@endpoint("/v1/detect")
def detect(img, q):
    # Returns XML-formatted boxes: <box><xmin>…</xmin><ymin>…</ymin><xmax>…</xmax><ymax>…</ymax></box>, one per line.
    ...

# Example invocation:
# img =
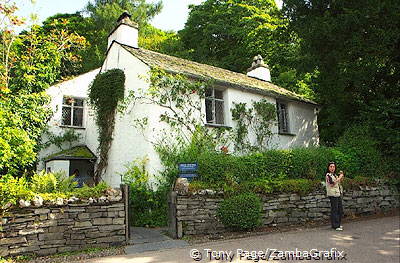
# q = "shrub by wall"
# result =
<box><xmin>121</xmin><ymin>158</ymin><xmax>168</xmax><ymax>227</ymax></box>
<box><xmin>216</xmin><ymin>193</ymin><xmax>262</xmax><ymax>231</ymax></box>
<box><xmin>0</xmin><ymin>172</ymin><xmax>110</xmax><ymax>213</ymax></box>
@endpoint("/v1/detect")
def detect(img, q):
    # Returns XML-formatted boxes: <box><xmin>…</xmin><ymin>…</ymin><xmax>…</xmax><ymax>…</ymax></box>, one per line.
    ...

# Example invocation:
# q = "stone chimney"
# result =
<box><xmin>107</xmin><ymin>11</ymin><xmax>138</xmax><ymax>49</ymax></box>
<box><xmin>246</xmin><ymin>55</ymin><xmax>271</xmax><ymax>82</ymax></box>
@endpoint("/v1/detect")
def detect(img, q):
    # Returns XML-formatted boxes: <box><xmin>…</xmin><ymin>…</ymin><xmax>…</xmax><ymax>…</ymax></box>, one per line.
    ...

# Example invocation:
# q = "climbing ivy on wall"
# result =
<box><xmin>128</xmin><ymin>68</ymin><xmax>218</xmax><ymax>142</ymax></box>
<box><xmin>231</xmin><ymin>99</ymin><xmax>277</xmax><ymax>152</ymax></box>
<box><xmin>40</xmin><ymin>129</ymin><xmax>82</xmax><ymax>151</ymax></box>
<box><xmin>148</xmin><ymin>68</ymin><xmax>208</xmax><ymax>136</ymax></box>
<box><xmin>129</xmin><ymin>68</ymin><xmax>277</xmax><ymax>153</ymax></box>
<box><xmin>89</xmin><ymin>69</ymin><xmax>125</xmax><ymax>183</ymax></box>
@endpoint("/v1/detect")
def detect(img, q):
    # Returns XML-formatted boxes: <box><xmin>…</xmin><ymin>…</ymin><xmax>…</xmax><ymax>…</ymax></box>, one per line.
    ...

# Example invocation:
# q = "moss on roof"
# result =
<box><xmin>45</xmin><ymin>146</ymin><xmax>96</xmax><ymax>161</ymax></box>
<box><xmin>122</xmin><ymin>45</ymin><xmax>318</xmax><ymax>105</ymax></box>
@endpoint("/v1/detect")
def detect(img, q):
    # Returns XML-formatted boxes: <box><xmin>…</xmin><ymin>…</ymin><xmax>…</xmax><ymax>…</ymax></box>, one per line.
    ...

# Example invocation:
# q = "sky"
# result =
<box><xmin>15</xmin><ymin>0</ymin><xmax>283</xmax><ymax>32</ymax></box>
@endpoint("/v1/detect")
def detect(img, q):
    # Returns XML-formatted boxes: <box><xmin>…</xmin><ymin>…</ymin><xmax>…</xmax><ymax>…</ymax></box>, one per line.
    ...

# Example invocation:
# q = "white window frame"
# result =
<box><xmin>61</xmin><ymin>96</ymin><xmax>85</xmax><ymax>128</ymax></box>
<box><xmin>277</xmin><ymin>101</ymin><xmax>290</xmax><ymax>134</ymax></box>
<box><xmin>205</xmin><ymin>88</ymin><xmax>225</xmax><ymax>126</ymax></box>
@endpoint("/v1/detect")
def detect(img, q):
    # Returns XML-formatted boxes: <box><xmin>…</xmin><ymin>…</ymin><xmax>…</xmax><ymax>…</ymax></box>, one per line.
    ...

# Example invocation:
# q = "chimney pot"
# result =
<box><xmin>117</xmin><ymin>11</ymin><xmax>132</xmax><ymax>22</ymax></box>
<box><xmin>108</xmin><ymin>12</ymin><xmax>139</xmax><ymax>49</ymax></box>
<box><xmin>246</xmin><ymin>55</ymin><xmax>271</xmax><ymax>82</ymax></box>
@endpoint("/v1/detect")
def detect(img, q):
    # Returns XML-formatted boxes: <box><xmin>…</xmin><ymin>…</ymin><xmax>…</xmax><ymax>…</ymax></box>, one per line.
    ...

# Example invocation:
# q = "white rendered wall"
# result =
<box><xmin>101</xmin><ymin>44</ymin><xmax>157</xmax><ymax>187</ymax></box>
<box><xmin>39</xmin><ymin>42</ymin><xmax>319</xmax><ymax>188</ymax></box>
<box><xmin>221</xmin><ymin>88</ymin><xmax>319</xmax><ymax>150</ymax></box>
<box><xmin>107</xmin><ymin>24</ymin><xmax>138</xmax><ymax>49</ymax></box>
<box><xmin>37</xmin><ymin>69</ymin><xmax>100</xmax><ymax>172</ymax></box>
<box><xmin>45</xmin><ymin>160</ymin><xmax>70</xmax><ymax>176</ymax></box>
<box><xmin>246</xmin><ymin>67</ymin><xmax>271</xmax><ymax>82</ymax></box>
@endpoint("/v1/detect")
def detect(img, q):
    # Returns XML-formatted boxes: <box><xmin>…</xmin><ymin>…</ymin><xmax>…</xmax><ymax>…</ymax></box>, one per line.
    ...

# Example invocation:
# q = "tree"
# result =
<box><xmin>81</xmin><ymin>0</ymin><xmax>162</xmax><ymax>72</ymax></box>
<box><xmin>139</xmin><ymin>24</ymin><xmax>191</xmax><ymax>60</ymax></box>
<box><xmin>0</xmin><ymin>0</ymin><xmax>24</xmax><ymax>91</ymax></box>
<box><xmin>0</xmin><ymin>93</ymin><xmax>51</xmax><ymax>176</ymax></box>
<box><xmin>180</xmin><ymin>0</ymin><xmax>280</xmax><ymax>73</ymax></box>
<box><xmin>283</xmin><ymin>0</ymin><xmax>400</xmax><ymax>156</ymax></box>
<box><xmin>10</xmin><ymin>24</ymin><xmax>87</xmax><ymax>93</ymax></box>
<box><xmin>41</xmin><ymin>13</ymin><xmax>89</xmax><ymax>77</ymax></box>
<box><xmin>0</xmin><ymin>0</ymin><xmax>87</xmax><ymax>176</ymax></box>
<box><xmin>179</xmin><ymin>0</ymin><xmax>315</xmax><ymax>99</ymax></box>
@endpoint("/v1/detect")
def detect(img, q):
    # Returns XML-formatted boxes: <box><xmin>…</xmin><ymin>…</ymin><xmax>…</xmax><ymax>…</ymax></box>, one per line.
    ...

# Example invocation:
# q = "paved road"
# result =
<box><xmin>88</xmin><ymin>215</ymin><xmax>400</xmax><ymax>263</ymax></box>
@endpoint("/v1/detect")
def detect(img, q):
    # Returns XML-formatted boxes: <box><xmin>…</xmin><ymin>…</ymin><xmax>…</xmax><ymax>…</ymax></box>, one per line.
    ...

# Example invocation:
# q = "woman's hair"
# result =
<box><xmin>326</xmin><ymin>161</ymin><xmax>336</xmax><ymax>174</ymax></box>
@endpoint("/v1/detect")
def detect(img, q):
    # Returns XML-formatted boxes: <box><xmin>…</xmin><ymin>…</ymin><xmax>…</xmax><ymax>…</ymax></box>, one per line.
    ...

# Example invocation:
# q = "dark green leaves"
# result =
<box><xmin>89</xmin><ymin>69</ymin><xmax>125</xmax><ymax>182</ymax></box>
<box><xmin>217</xmin><ymin>192</ymin><xmax>262</xmax><ymax>231</ymax></box>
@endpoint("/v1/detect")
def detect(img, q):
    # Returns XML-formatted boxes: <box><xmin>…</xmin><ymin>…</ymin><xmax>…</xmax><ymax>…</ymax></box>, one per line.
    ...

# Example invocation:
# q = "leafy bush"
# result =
<box><xmin>159</xmin><ymin>130</ymin><xmax>385</xmax><ymax>187</ymax></box>
<box><xmin>30</xmin><ymin>170</ymin><xmax>77</xmax><ymax>193</ymax></box>
<box><xmin>289</xmin><ymin>147</ymin><xmax>335</xmax><ymax>179</ymax></box>
<box><xmin>273</xmin><ymin>179</ymin><xmax>321</xmax><ymax>195</ymax></box>
<box><xmin>249</xmin><ymin>178</ymin><xmax>321</xmax><ymax>195</ymax></box>
<box><xmin>0</xmin><ymin>171</ymin><xmax>111</xmax><ymax>212</ymax></box>
<box><xmin>0</xmin><ymin>175</ymin><xmax>32</xmax><ymax>208</ymax></box>
<box><xmin>73</xmin><ymin>182</ymin><xmax>109</xmax><ymax>198</ymax></box>
<box><xmin>189</xmin><ymin>178</ymin><xmax>321</xmax><ymax>196</ymax></box>
<box><xmin>217</xmin><ymin>193</ymin><xmax>262</xmax><ymax>231</ymax></box>
<box><xmin>341</xmin><ymin>176</ymin><xmax>378</xmax><ymax>190</ymax></box>
<box><xmin>335</xmin><ymin>124</ymin><xmax>384</xmax><ymax>177</ymax></box>
<box><xmin>121</xmin><ymin>158</ymin><xmax>168</xmax><ymax>227</ymax></box>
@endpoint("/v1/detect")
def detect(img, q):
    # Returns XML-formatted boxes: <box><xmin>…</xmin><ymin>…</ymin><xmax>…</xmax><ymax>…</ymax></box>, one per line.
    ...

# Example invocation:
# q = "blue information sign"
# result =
<box><xmin>178</xmin><ymin>163</ymin><xmax>198</xmax><ymax>173</ymax></box>
<box><xmin>178</xmin><ymin>163</ymin><xmax>198</xmax><ymax>181</ymax></box>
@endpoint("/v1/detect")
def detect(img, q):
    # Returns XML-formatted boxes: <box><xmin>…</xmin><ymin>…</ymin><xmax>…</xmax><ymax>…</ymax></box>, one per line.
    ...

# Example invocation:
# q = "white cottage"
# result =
<box><xmin>38</xmin><ymin>12</ymin><xmax>320</xmax><ymax>187</ymax></box>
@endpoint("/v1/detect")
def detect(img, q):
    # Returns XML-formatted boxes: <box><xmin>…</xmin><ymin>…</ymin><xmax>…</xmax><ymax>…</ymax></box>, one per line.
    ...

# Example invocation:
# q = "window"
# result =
<box><xmin>277</xmin><ymin>102</ymin><xmax>289</xmax><ymax>133</ymax></box>
<box><xmin>62</xmin><ymin>97</ymin><xmax>84</xmax><ymax>127</ymax></box>
<box><xmin>205</xmin><ymin>88</ymin><xmax>225</xmax><ymax>125</ymax></box>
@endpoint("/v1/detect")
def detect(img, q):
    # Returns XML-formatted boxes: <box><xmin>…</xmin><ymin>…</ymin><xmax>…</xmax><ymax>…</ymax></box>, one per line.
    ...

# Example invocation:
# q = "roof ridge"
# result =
<box><xmin>118</xmin><ymin>44</ymin><xmax>318</xmax><ymax>105</ymax></box>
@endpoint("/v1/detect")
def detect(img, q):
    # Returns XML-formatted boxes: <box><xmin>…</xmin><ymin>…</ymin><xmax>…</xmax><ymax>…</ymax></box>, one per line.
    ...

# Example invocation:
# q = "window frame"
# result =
<box><xmin>205</xmin><ymin>88</ymin><xmax>226</xmax><ymax>127</ymax></box>
<box><xmin>276</xmin><ymin>101</ymin><xmax>291</xmax><ymax>135</ymax></box>
<box><xmin>61</xmin><ymin>96</ymin><xmax>85</xmax><ymax>129</ymax></box>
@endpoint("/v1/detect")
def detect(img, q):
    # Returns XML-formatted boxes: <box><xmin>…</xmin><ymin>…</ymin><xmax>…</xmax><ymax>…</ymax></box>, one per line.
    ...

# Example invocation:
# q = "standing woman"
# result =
<box><xmin>326</xmin><ymin>162</ymin><xmax>345</xmax><ymax>231</ymax></box>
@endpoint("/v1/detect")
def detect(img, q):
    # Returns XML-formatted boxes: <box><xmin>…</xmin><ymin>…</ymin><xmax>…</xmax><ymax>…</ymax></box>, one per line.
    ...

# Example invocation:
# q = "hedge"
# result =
<box><xmin>183</xmin><ymin>146</ymin><xmax>382</xmax><ymax>185</ymax></box>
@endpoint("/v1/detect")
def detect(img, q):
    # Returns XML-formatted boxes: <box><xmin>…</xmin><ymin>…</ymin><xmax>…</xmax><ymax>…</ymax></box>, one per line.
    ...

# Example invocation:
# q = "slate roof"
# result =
<box><xmin>122</xmin><ymin>45</ymin><xmax>318</xmax><ymax>105</ymax></box>
<box><xmin>45</xmin><ymin>146</ymin><xmax>97</xmax><ymax>162</ymax></box>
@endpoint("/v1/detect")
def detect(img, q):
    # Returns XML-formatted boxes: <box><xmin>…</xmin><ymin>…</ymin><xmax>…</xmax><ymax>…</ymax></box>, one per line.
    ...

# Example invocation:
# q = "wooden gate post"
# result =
<box><xmin>168</xmin><ymin>190</ymin><xmax>178</xmax><ymax>239</ymax></box>
<box><xmin>121</xmin><ymin>184</ymin><xmax>130</xmax><ymax>242</ymax></box>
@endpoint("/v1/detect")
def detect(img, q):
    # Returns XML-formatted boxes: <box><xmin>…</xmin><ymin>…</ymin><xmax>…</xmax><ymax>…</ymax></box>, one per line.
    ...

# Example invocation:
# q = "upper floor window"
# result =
<box><xmin>277</xmin><ymin>101</ymin><xmax>289</xmax><ymax>133</ymax></box>
<box><xmin>62</xmin><ymin>97</ymin><xmax>84</xmax><ymax>128</ymax></box>
<box><xmin>205</xmin><ymin>88</ymin><xmax>225</xmax><ymax>125</ymax></box>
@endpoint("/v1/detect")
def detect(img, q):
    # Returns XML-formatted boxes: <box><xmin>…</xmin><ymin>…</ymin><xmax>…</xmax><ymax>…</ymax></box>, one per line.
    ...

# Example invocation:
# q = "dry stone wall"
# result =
<box><xmin>0</xmin><ymin>200</ymin><xmax>127</xmax><ymax>257</ymax></box>
<box><xmin>172</xmin><ymin>185</ymin><xmax>399</xmax><ymax>237</ymax></box>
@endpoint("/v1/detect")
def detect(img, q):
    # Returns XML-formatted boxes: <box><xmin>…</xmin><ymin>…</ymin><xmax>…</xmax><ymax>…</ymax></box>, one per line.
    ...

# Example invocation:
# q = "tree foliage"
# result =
<box><xmin>39</xmin><ymin>1</ymin><xmax>164</xmax><ymax>75</ymax></box>
<box><xmin>40</xmin><ymin>13</ymin><xmax>89</xmax><ymax>77</ymax></box>
<box><xmin>0</xmin><ymin>1</ymin><xmax>87</xmax><ymax>177</ymax></box>
<box><xmin>10</xmin><ymin>24</ymin><xmax>87</xmax><ymax>93</ymax></box>
<box><xmin>178</xmin><ymin>0</ymin><xmax>315</xmax><ymax>99</ymax></box>
<box><xmin>283</xmin><ymin>0</ymin><xmax>400</xmax><ymax>156</ymax></box>
<box><xmin>82</xmin><ymin>0</ymin><xmax>162</xmax><ymax>71</ymax></box>
<box><xmin>139</xmin><ymin>24</ymin><xmax>191</xmax><ymax>59</ymax></box>
<box><xmin>180</xmin><ymin>0</ymin><xmax>280</xmax><ymax>73</ymax></box>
